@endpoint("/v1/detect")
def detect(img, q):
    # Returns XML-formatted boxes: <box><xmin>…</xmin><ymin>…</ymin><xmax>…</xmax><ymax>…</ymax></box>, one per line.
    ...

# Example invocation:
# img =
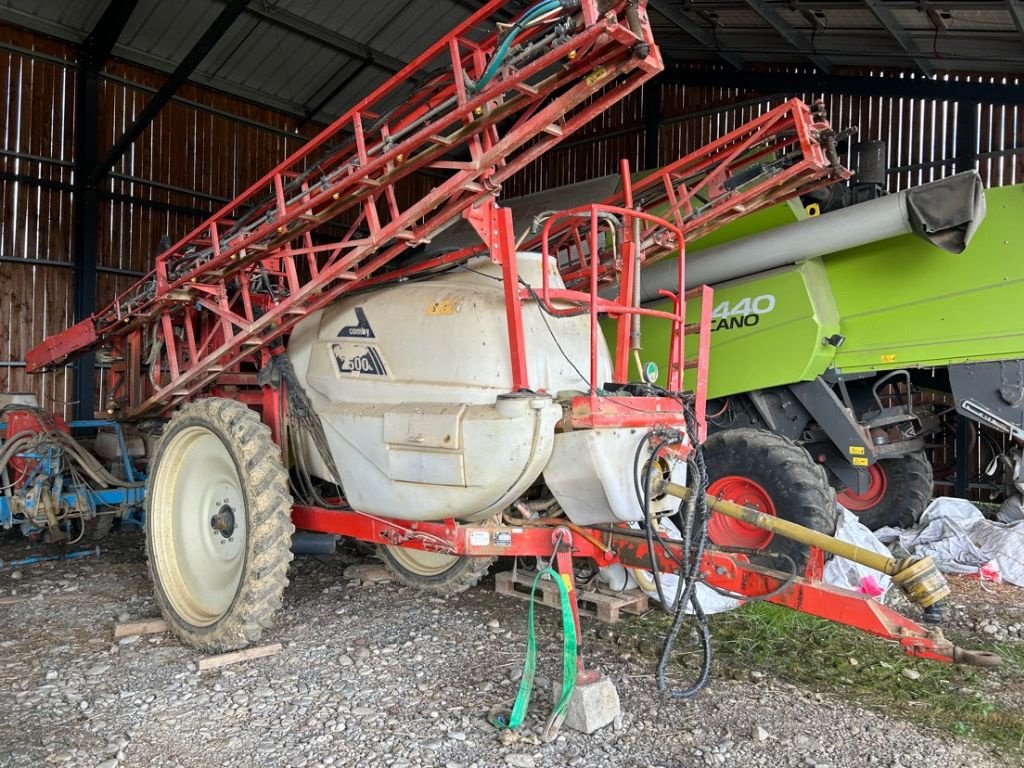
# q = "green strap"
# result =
<box><xmin>494</xmin><ymin>567</ymin><xmax>578</xmax><ymax>730</ymax></box>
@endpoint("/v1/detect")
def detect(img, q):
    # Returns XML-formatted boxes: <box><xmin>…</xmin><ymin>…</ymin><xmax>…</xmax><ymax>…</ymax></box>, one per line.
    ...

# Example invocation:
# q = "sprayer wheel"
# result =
<box><xmin>146</xmin><ymin>398</ymin><xmax>294</xmax><ymax>652</ymax></box>
<box><xmin>378</xmin><ymin>546</ymin><xmax>495</xmax><ymax>595</ymax></box>
<box><xmin>837</xmin><ymin>451</ymin><xmax>932</xmax><ymax>530</ymax></box>
<box><xmin>703</xmin><ymin>428</ymin><xmax>839</xmax><ymax>573</ymax></box>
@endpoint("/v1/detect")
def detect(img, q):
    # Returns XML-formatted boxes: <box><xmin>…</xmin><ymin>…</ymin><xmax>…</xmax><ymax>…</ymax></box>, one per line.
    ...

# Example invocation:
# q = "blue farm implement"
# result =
<box><xmin>0</xmin><ymin>402</ymin><xmax>147</xmax><ymax>542</ymax></box>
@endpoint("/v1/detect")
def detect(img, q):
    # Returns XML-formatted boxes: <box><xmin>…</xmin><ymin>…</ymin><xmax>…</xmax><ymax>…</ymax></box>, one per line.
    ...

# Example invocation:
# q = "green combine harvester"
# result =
<box><xmin>627</xmin><ymin>164</ymin><xmax>1022</xmax><ymax>533</ymax></box>
<box><xmin>435</xmin><ymin>149</ymin><xmax>1020</xmax><ymax>539</ymax></box>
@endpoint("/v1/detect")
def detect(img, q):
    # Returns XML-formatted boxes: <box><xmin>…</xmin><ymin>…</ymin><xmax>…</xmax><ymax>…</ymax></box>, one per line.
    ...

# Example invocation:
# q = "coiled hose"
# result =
<box><xmin>632</xmin><ymin>402</ymin><xmax>713</xmax><ymax>699</ymax></box>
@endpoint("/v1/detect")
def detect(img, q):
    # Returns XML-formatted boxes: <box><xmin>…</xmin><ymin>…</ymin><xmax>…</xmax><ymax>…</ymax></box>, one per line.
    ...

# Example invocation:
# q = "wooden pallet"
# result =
<box><xmin>495</xmin><ymin>569</ymin><xmax>649</xmax><ymax>624</ymax></box>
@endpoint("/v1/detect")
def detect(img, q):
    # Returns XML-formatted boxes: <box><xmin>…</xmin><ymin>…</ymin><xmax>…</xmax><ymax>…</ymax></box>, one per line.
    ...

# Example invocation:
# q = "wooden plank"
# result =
<box><xmin>197</xmin><ymin>642</ymin><xmax>282</xmax><ymax>671</ymax></box>
<box><xmin>114</xmin><ymin>618</ymin><xmax>169</xmax><ymax>637</ymax></box>
<box><xmin>495</xmin><ymin>569</ymin><xmax>649</xmax><ymax>624</ymax></box>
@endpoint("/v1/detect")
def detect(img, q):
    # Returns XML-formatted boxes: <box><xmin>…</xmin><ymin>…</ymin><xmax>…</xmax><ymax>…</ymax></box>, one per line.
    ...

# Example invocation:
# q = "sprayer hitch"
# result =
<box><xmin>646</xmin><ymin>480</ymin><xmax>1001</xmax><ymax>667</ymax></box>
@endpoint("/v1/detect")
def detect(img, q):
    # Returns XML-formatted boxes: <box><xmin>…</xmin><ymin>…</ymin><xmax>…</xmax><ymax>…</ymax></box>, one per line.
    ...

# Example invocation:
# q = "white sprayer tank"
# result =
<box><xmin>287</xmin><ymin>253</ymin><xmax>686</xmax><ymax>525</ymax></box>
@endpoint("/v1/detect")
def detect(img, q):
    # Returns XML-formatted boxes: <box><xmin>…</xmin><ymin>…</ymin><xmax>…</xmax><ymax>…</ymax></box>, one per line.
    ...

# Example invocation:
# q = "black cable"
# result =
<box><xmin>653</xmin><ymin>401</ymin><xmax>713</xmax><ymax>700</ymax></box>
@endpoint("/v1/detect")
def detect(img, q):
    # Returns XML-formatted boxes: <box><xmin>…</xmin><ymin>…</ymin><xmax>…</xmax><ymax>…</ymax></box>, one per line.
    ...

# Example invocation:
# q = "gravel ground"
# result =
<box><xmin>0</xmin><ymin>529</ymin><xmax>1015</xmax><ymax>768</ymax></box>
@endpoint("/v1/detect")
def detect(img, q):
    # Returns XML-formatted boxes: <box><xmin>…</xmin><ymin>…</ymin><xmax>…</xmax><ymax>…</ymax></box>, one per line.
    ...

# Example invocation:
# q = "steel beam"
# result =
<box><xmin>647</xmin><ymin>0</ymin><xmax>746</xmax><ymax>70</ymax></box>
<box><xmin>1007</xmin><ymin>0</ymin><xmax>1024</xmax><ymax>40</ymax></box>
<box><xmin>299</xmin><ymin>61</ymin><xmax>372</xmax><ymax>130</ymax></box>
<box><xmin>955</xmin><ymin>101</ymin><xmax>979</xmax><ymax>172</ymax></box>
<box><xmin>246</xmin><ymin>4</ymin><xmax>407</xmax><ymax>75</ymax></box>
<box><xmin>72</xmin><ymin>0</ymin><xmax>140</xmax><ymax>419</ymax></box>
<box><xmin>742</xmin><ymin>0</ymin><xmax>834</xmax><ymax>73</ymax></box>
<box><xmin>663</xmin><ymin>66</ymin><xmax>1024</xmax><ymax>104</ymax></box>
<box><xmin>864</xmin><ymin>0</ymin><xmax>935</xmax><ymax>77</ymax></box>
<box><xmin>91</xmin><ymin>0</ymin><xmax>253</xmax><ymax>183</ymax></box>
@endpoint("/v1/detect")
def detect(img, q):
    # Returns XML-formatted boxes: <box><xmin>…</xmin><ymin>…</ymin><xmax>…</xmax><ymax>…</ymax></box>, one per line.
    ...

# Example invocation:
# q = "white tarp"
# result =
<box><xmin>823</xmin><ymin>508</ymin><xmax>894</xmax><ymax>600</ymax></box>
<box><xmin>875</xmin><ymin>496</ymin><xmax>1024</xmax><ymax>588</ymax></box>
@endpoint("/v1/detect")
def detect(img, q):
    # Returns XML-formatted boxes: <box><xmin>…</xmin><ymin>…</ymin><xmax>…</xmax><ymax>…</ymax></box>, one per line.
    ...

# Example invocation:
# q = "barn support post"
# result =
<box><xmin>71</xmin><ymin>0</ymin><xmax>142</xmax><ymax>418</ymax></box>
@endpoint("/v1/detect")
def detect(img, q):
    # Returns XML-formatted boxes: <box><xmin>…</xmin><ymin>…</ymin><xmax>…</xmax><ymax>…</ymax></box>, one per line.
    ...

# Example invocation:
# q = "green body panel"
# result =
<box><xmin>829</xmin><ymin>185</ymin><xmax>1024</xmax><ymax>373</ymax></box>
<box><xmin>611</xmin><ymin>184</ymin><xmax>1024</xmax><ymax>398</ymax></box>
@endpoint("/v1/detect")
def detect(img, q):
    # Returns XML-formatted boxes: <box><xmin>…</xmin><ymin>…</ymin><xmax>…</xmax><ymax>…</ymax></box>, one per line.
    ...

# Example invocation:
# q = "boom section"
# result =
<box><xmin>27</xmin><ymin>0</ymin><xmax>662</xmax><ymax>418</ymax></box>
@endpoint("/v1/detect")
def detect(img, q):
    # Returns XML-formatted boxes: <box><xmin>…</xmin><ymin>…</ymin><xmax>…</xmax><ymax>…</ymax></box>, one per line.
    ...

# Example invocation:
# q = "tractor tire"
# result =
<box><xmin>703</xmin><ymin>428</ymin><xmax>839</xmax><ymax>573</ymax></box>
<box><xmin>836</xmin><ymin>451</ymin><xmax>932</xmax><ymax>531</ymax></box>
<box><xmin>146</xmin><ymin>398</ymin><xmax>295</xmax><ymax>652</ymax></box>
<box><xmin>378</xmin><ymin>546</ymin><xmax>495</xmax><ymax>595</ymax></box>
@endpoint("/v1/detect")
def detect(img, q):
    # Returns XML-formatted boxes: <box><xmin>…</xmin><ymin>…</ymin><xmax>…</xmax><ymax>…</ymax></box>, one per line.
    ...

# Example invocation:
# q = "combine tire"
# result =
<box><xmin>146</xmin><ymin>398</ymin><xmax>294</xmax><ymax>652</ymax></box>
<box><xmin>836</xmin><ymin>451</ymin><xmax>932</xmax><ymax>531</ymax></box>
<box><xmin>703</xmin><ymin>428</ymin><xmax>839</xmax><ymax>573</ymax></box>
<box><xmin>379</xmin><ymin>546</ymin><xmax>495</xmax><ymax>595</ymax></box>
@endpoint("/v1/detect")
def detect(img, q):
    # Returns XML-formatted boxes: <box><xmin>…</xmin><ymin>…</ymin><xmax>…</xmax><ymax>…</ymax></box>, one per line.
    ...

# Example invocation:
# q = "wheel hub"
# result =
<box><xmin>837</xmin><ymin>463</ymin><xmax>888</xmax><ymax>512</ymax></box>
<box><xmin>707</xmin><ymin>475</ymin><xmax>776</xmax><ymax>550</ymax></box>
<box><xmin>210</xmin><ymin>504</ymin><xmax>236</xmax><ymax>539</ymax></box>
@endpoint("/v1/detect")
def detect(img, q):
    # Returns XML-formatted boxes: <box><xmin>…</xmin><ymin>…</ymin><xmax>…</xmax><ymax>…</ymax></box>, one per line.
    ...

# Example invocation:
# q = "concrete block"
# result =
<box><xmin>553</xmin><ymin>675</ymin><xmax>620</xmax><ymax>734</ymax></box>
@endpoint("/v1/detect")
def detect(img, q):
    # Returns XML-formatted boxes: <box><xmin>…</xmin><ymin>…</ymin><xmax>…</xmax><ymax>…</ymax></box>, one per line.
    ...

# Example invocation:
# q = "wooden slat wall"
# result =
<box><xmin>0</xmin><ymin>27</ymin><xmax>75</xmax><ymax>409</ymax></box>
<box><xmin>507</xmin><ymin>71</ymin><xmax>1024</xmax><ymax>195</ymax></box>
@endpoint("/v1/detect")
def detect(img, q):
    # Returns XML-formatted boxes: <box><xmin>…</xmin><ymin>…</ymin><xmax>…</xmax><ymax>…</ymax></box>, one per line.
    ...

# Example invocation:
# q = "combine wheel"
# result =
<box><xmin>836</xmin><ymin>451</ymin><xmax>932</xmax><ymax>530</ymax></box>
<box><xmin>146</xmin><ymin>398</ymin><xmax>294</xmax><ymax>652</ymax></box>
<box><xmin>703</xmin><ymin>428</ymin><xmax>839</xmax><ymax>573</ymax></box>
<box><xmin>378</xmin><ymin>546</ymin><xmax>495</xmax><ymax>595</ymax></box>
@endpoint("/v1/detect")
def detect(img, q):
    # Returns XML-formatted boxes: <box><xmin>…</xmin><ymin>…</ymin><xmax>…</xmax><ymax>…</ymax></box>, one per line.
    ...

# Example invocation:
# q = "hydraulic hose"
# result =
<box><xmin>471</xmin><ymin>0</ymin><xmax>566</xmax><ymax>92</ymax></box>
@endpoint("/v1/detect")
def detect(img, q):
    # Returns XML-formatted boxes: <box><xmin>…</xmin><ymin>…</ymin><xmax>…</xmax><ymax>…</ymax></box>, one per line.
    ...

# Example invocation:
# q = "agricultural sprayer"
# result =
<box><xmin>9</xmin><ymin>0</ymin><xmax>998</xmax><ymax>730</ymax></box>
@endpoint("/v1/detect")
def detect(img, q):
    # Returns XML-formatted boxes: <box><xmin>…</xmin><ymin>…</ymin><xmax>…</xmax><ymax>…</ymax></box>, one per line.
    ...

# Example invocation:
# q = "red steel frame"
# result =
<box><xmin>548</xmin><ymin>98</ymin><xmax>851</xmax><ymax>291</ymax></box>
<box><xmin>290</xmin><ymin>507</ymin><xmax>963</xmax><ymax>665</ymax></box>
<box><xmin>28</xmin><ymin>0</ymin><xmax>663</xmax><ymax>419</ymax></box>
<box><xmin>424</xmin><ymin>98</ymin><xmax>848</xmax><ymax>294</ymax></box>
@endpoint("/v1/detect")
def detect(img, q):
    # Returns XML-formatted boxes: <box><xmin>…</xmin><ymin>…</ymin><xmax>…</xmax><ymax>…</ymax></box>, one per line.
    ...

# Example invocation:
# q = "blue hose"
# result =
<box><xmin>0</xmin><ymin>546</ymin><xmax>101</xmax><ymax>570</ymax></box>
<box><xmin>473</xmin><ymin>0</ymin><xmax>564</xmax><ymax>92</ymax></box>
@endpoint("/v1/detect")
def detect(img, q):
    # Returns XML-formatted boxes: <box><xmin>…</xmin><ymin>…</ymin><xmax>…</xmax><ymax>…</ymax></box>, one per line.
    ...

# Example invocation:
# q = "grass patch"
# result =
<box><xmin>620</xmin><ymin>602</ymin><xmax>1024</xmax><ymax>759</ymax></box>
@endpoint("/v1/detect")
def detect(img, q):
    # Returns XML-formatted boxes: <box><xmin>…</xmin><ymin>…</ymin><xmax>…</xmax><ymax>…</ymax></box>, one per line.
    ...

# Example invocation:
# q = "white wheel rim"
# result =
<box><xmin>387</xmin><ymin>547</ymin><xmax>460</xmax><ymax>577</ymax></box>
<box><xmin>150</xmin><ymin>425</ymin><xmax>247</xmax><ymax>627</ymax></box>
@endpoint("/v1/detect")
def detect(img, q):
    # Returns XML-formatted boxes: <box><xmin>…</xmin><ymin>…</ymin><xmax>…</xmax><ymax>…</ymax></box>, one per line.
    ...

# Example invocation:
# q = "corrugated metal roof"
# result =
<box><xmin>0</xmin><ymin>0</ymin><xmax>1022</xmax><ymax>124</ymax></box>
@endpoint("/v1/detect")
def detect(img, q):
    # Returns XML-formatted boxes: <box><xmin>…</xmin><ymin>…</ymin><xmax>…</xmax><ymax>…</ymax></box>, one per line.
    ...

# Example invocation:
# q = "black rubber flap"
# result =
<box><xmin>904</xmin><ymin>170</ymin><xmax>986</xmax><ymax>253</ymax></box>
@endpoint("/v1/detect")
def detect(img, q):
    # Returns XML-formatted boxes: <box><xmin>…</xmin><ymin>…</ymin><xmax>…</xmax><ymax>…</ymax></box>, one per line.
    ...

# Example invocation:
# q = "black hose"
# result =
<box><xmin>636</xmin><ymin>401</ymin><xmax>713</xmax><ymax>700</ymax></box>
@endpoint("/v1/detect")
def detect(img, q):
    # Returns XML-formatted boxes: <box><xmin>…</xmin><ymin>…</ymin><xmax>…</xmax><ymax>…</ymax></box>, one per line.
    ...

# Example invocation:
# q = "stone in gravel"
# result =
<box><xmin>487</xmin><ymin>619</ymin><xmax>500</xmax><ymax>631</ymax></box>
<box><xmin>337</xmin><ymin>654</ymin><xmax>353</xmax><ymax>667</ymax></box>
<box><xmin>751</xmin><ymin>725</ymin><xmax>769</xmax><ymax>742</ymax></box>
<box><xmin>423</xmin><ymin>739</ymin><xmax>443</xmax><ymax>750</ymax></box>
<box><xmin>901</xmin><ymin>668</ymin><xmax>921</xmax><ymax>681</ymax></box>
<box><xmin>504</xmin><ymin>755</ymin><xmax>535</xmax><ymax>768</ymax></box>
<box><xmin>449</xmin><ymin>731</ymin><xmax>467</xmax><ymax>741</ymax></box>
<box><xmin>87</xmin><ymin>664</ymin><xmax>110</xmax><ymax>677</ymax></box>
<box><xmin>10</xmin><ymin>570</ymin><xmax>22</xmax><ymax>580</ymax></box>
<box><xmin>342</xmin><ymin>564</ymin><xmax>393</xmax><ymax>583</ymax></box>
<box><xmin>351</xmin><ymin>706</ymin><xmax>376</xmax><ymax>716</ymax></box>
<box><xmin>96</xmin><ymin>760</ymin><xmax>118</xmax><ymax>768</ymax></box>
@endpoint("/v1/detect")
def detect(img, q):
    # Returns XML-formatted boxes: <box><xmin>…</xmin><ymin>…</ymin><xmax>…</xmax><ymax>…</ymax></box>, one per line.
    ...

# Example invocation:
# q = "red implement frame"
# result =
<box><xmin>28</xmin><ymin>0</ymin><xmax>662</xmax><ymax>419</ymax></box>
<box><xmin>540</xmin><ymin>98</ymin><xmax>850</xmax><ymax>292</ymax></box>
<box><xmin>291</xmin><ymin>506</ymin><xmax>964</xmax><ymax>665</ymax></box>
